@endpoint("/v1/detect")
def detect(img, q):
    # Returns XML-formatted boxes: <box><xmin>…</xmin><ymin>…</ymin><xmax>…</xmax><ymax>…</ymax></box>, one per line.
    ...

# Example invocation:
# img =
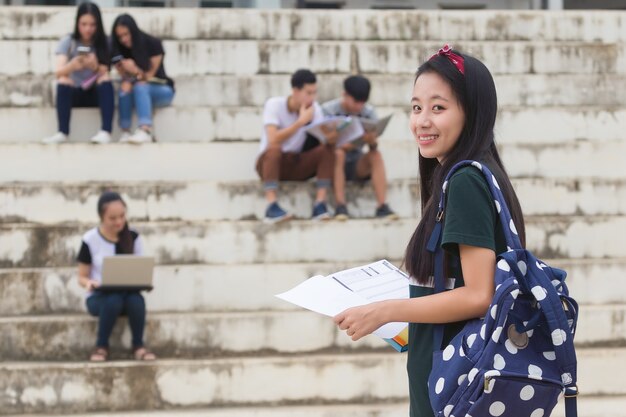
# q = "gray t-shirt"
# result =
<box><xmin>321</xmin><ymin>98</ymin><xmax>378</xmax><ymax>121</ymax></box>
<box><xmin>55</xmin><ymin>34</ymin><xmax>98</xmax><ymax>86</ymax></box>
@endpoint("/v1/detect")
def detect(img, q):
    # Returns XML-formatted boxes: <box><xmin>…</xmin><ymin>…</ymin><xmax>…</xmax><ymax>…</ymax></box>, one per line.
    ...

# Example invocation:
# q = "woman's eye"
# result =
<box><xmin>433</xmin><ymin>105</ymin><xmax>445</xmax><ymax>111</ymax></box>
<box><xmin>412</xmin><ymin>105</ymin><xmax>421</xmax><ymax>112</ymax></box>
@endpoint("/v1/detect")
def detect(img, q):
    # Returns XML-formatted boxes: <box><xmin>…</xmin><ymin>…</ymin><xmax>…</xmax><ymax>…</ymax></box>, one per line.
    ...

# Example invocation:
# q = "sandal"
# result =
<box><xmin>90</xmin><ymin>347</ymin><xmax>108</xmax><ymax>362</ymax></box>
<box><xmin>133</xmin><ymin>346</ymin><xmax>157</xmax><ymax>361</ymax></box>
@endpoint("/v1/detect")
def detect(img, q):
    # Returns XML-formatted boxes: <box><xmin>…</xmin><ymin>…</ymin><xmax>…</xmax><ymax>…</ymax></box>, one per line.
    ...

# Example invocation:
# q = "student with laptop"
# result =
<box><xmin>322</xmin><ymin>75</ymin><xmax>397</xmax><ymax>220</ymax></box>
<box><xmin>77</xmin><ymin>191</ymin><xmax>156</xmax><ymax>362</ymax></box>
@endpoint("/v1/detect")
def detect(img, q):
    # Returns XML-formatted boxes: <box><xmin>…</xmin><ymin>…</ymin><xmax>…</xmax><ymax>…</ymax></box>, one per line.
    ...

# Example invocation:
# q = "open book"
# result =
<box><xmin>359</xmin><ymin>114</ymin><xmax>393</xmax><ymax>137</ymax></box>
<box><xmin>276</xmin><ymin>259</ymin><xmax>409</xmax><ymax>352</ymax></box>
<box><xmin>305</xmin><ymin>116</ymin><xmax>365</xmax><ymax>147</ymax></box>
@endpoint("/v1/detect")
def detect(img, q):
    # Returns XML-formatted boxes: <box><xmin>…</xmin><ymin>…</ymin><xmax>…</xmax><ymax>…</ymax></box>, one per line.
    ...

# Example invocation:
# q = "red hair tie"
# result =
<box><xmin>430</xmin><ymin>44</ymin><xmax>465</xmax><ymax>75</ymax></box>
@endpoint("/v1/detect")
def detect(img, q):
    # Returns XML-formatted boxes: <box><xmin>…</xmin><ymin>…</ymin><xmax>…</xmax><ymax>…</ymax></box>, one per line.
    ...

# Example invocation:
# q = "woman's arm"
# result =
<box><xmin>334</xmin><ymin>244</ymin><xmax>495</xmax><ymax>341</ymax></box>
<box><xmin>54</xmin><ymin>54</ymin><xmax>82</xmax><ymax>79</ymax></box>
<box><xmin>77</xmin><ymin>263</ymin><xmax>99</xmax><ymax>291</ymax></box>
<box><xmin>141</xmin><ymin>54</ymin><xmax>163</xmax><ymax>80</ymax></box>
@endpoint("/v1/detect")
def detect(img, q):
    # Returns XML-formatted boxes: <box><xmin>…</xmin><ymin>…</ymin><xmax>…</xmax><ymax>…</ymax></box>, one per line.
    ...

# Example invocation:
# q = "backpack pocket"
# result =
<box><xmin>466</xmin><ymin>372</ymin><xmax>561</xmax><ymax>417</ymax></box>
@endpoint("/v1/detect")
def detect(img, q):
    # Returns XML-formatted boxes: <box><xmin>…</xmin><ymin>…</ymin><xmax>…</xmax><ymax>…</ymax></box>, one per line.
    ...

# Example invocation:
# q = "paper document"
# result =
<box><xmin>305</xmin><ymin>116</ymin><xmax>365</xmax><ymax>147</ymax></box>
<box><xmin>276</xmin><ymin>260</ymin><xmax>410</xmax><ymax>351</ymax></box>
<box><xmin>359</xmin><ymin>114</ymin><xmax>393</xmax><ymax>137</ymax></box>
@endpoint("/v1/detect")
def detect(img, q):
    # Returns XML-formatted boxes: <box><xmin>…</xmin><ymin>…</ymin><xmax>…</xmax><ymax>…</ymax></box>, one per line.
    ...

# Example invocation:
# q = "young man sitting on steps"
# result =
<box><xmin>255</xmin><ymin>69</ymin><xmax>335</xmax><ymax>223</ymax></box>
<box><xmin>322</xmin><ymin>75</ymin><xmax>397</xmax><ymax>220</ymax></box>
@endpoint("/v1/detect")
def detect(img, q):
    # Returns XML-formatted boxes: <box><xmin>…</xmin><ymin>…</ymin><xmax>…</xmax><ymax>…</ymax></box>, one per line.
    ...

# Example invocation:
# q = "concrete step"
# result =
<box><xmin>1</xmin><ymin>177</ymin><xmax>625</xmax><ymax>224</ymax></box>
<box><xmin>1</xmin><ymin>259</ymin><xmax>622</xmax><ymax>316</ymax></box>
<box><xmin>9</xmin><ymin>404</ymin><xmax>411</xmax><ymax>417</ymax></box>
<box><xmin>0</xmin><ymin>310</ymin><xmax>385</xmax><ymax>361</ymax></box>
<box><xmin>11</xmin><ymin>398</ymin><xmax>626</xmax><ymax>417</ymax></box>
<box><xmin>176</xmin><ymin>73</ymin><xmax>626</xmax><ymax>108</ymax></box>
<box><xmin>1</xmin><ymin>141</ymin><xmax>626</xmax><ymax>183</ymax></box>
<box><xmin>2</xmin><ymin>7</ymin><xmax>626</xmax><ymax>43</ymax></box>
<box><xmin>0</xmin><ymin>348</ymin><xmax>621</xmax><ymax>414</ymax></box>
<box><xmin>0</xmin><ymin>353</ymin><xmax>409</xmax><ymax>415</ymax></box>
<box><xmin>2</xmin><ymin>104</ymin><xmax>626</xmax><ymax>146</ymax></box>
<box><xmin>1</xmin><ymin>216</ymin><xmax>626</xmax><ymax>267</ymax></box>
<box><xmin>0</xmin><ymin>303</ymin><xmax>622</xmax><ymax>361</ymax></box>
<box><xmin>3</xmin><ymin>39</ymin><xmax>624</xmax><ymax>77</ymax></box>
<box><xmin>2</xmin><ymin>73</ymin><xmax>626</xmax><ymax>108</ymax></box>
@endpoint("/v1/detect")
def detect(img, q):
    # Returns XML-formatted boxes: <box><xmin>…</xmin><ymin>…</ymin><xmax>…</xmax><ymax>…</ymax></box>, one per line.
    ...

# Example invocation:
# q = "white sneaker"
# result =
<box><xmin>90</xmin><ymin>130</ymin><xmax>112</xmax><ymax>144</ymax></box>
<box><xmin>42</xmin><ymin>132</ymin><xmax>68</xmax><ymax>144</ymax></box>
<box><xmin>127</xmin><ymin>128</ymin><xmax>152</xmax><ymax>144</ymax></box>
<box><xmin>119</xmin><ymin>131</ymin><xmax>132</xmax><ymax>143</ymax></box>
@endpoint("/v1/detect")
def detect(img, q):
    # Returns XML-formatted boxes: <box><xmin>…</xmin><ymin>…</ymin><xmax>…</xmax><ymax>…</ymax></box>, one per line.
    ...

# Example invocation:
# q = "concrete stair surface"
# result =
<box><xmin>2</xmin><ymin>216</ymin><xmax>626</xmax><ymax>266</ymax></box>
<box><xmin>7</xmin><ymin>399</ymin><xmax>626</xmax><ymax>417</ymax></box>
<box><xmin>2</xmin><ymin>8</ymin><xmax>626</xmax><ymax>43</ymax></box>
<box><xmin>2</xmin><ymin>105</ymin><xmax>626</xmax><ymax>144</ymax></box>
<box><xmin>1</xmin><ymin>259</ymin><xmax>624</xmax><ymax>316</ymax></box>
<box><xmin>0</xmin><ymin>178</ymin><xmax>625</xmax><ymax>224</ymax></box>
<box><xmin>0</xmin><ymin>303</ymin><xmax>624</xmax><ymax>362</ymax></box>
<box><xmin>0</xmin><ymin>348</ymin><xmax>623</xmax><ymax>415</ymax></box>
<box><xmin>1</xmin><ymin>141</ymin><xmax>626</xmax><ymax>183</ymax></box>
<box><xmin>1</xmin><ymin>6</ymin><xmax>625</xmax><ymax>417</ymax></box>
<box><xmin>3</xmin><ymin>73</ymin><xmax>626</xmax><ymax>108</ymax></box>
<box><xmin>3</xmin><ymin>39</ymin><xmax>625</xmax><ymax>77</ymax></box>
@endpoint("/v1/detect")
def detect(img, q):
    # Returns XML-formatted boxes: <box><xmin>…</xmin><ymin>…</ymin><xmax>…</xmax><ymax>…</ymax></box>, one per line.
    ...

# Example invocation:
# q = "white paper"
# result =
<box><xmin>305</xmin><ymin>116</ymin><xmax>365</xmax><ymax>146</ymax></box>
<box><xmin>276</xmin><ymin>260</ymin><xmax>410</xmax><ymax>339</ymax></box>
<box><xmin>275</xmin><ymin>274</ymin><xmax>369</xmax><ymax>317</ymax></box>
<box><xmin>359</xmin><ymin>114</ymin><xmax>393</xmax><ymax>137</ymax></box>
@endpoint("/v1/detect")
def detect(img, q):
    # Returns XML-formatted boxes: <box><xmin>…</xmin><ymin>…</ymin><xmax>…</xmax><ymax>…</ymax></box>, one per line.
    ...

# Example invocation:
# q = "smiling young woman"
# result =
<box><xmin>334</xmin><ymin>46</ymin><xmax>526</xmax><ymax>417</ymax></box>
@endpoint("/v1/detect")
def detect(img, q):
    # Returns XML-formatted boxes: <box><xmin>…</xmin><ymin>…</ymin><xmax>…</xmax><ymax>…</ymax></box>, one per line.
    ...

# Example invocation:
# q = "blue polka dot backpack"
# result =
<box><xmin>427</xmin><ymin>160</ymin><xmax>579</xmax><ymax>417</ymax></box>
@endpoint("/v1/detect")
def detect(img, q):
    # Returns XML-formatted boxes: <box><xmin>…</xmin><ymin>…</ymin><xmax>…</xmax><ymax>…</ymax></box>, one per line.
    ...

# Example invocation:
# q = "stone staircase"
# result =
<box><xmin>0</xmin><ymin>6</ymin><xmax>625</xmax><ymax>416</ymax></box>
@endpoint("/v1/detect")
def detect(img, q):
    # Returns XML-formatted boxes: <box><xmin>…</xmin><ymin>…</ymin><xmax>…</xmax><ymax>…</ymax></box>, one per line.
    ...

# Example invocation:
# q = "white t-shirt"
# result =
<box><xmin>77</xmin><ymin>227</ymin><xmax>144</xmax><ymax>296</ymax></box>
<box><xmin>258</xmin><ymin>96</ymin><xmax>324</xmax><ymax>155</ymax></box>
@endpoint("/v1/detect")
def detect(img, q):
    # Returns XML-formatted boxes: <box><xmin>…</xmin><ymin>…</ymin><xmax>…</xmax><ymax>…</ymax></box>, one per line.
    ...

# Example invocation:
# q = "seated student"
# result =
<box><xmin>77</xmin><ymin>191</ymin><xmax>156</xmax><ymax>362</ymax></box>
<box><xmin>111</xmin><ymin>14</ymin><xmax>175</xmax><ymax>144</ymax></box>
<box><xmin>256</xmin><ymin>69</ymin><xmax>335</xmax><ymax>223</ymax></box>
<box><xmin>42</xmin><ymin>2</ymin><xmax>114</xmax><ymax>144</ymax></box>
<box><xmin>322</xmin><ymin>75</ymin><xmax>397</xmax><ymax>220</ymax></box>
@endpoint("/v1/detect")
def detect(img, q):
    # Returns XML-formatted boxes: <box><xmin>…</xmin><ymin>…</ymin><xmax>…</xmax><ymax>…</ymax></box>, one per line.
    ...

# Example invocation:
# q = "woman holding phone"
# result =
<box><xmin>42</xmin><ymin>2</ymin><xmax>114</xmax><ymax>144</ymax></box>
<box><xmin>111</xmin><ymin>14</ymin><xmax>175</xmax><ymax>144</ymax></box>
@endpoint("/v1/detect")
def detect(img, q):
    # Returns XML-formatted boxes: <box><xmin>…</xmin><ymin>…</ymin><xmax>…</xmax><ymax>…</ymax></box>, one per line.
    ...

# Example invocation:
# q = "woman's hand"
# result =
<box><xmin>69</xmin><ymin>55</ymin><xmax>85</xmax><ymax>71</ymax></box>
<box><xmin>82</xmin><ymin>53</ymin><xmax>99</xmax><ymax>72</ymax></box>
<box><xmin>120</xmin><ymin>58</ymin><xmax>140</xmax><ymax>76</ymax></box>
<box><xmin>333</xmin><ymin>302</ymin><xmax>387</xmax><ymax>341</ymax></box>
<box><xmin>86</xmin><ymin>279</ymin><xmax>100</xmax><ymax>291</ymax></box>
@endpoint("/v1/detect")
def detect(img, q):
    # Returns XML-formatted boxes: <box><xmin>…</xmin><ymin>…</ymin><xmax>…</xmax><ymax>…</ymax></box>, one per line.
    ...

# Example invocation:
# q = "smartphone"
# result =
<box><xmin>111</xmin><ymin>55</ymin><xmax>123</xmax><ymax>65</ymax></box>
<box><xmin>76</xmin><ymin>45</ymin><xmax>91</xmax><ymax>55</ymax></box>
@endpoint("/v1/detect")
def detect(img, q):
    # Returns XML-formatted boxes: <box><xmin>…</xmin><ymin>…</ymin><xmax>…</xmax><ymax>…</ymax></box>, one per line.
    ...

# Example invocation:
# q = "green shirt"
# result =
<box><xmin>407</xmin><ymin>166</ymin><xmax>507</xmax><ymax>417</ymax></box>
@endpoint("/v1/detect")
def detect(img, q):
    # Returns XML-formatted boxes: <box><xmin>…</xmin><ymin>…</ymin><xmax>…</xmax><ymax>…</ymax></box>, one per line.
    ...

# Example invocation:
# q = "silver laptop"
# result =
<box><xmin>100</xmin><ymin>255</ymin><xmax>155</xmax><ymax>291</ymax></box>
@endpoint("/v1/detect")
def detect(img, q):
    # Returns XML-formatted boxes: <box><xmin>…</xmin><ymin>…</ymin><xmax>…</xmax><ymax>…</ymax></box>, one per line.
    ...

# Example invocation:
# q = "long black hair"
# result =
<box><xmin>110</xmin><ymin>14</ymin><xmax>152</xmax><ymax>72</ymax></box>
<box><xmin>97</xmin><ymin>191</ymin><xmax>134</xmax><ymax>255</ymax></box>
<box><xmin>403</xmin><ymin>49</ymin><xmax>526</xmax><ymax>285</ymax></box>
<box><xmin>72</xmin><ymin>2</ymin><xmax>109</xmax><ymax>65</ymax></box>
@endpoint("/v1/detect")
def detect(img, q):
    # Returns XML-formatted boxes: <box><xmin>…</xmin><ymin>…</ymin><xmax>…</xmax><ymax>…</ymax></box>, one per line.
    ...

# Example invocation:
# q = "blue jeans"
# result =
<box><xmin>86</xmin><ymin>291</ymin><xmax>146</xmax><ymax>348</ymax></box>
<box><xmin>56</xmin><ymin>82</ymin><xmax>114</xmax><ymax>134</ymax></box>
<box><xmin>118</xmin><ymin>82</ymin><xmax>174</xmax><ymax>129</ymax></box>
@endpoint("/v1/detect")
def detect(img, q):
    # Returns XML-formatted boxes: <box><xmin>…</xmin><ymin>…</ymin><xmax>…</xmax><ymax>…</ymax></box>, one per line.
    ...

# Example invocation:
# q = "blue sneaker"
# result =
<box><xmin>334</xmin><ymin>204</ymin><xmax>349</xmax><ymax>221</ymax></box>
<box><xmin>264</xmin><ymin>202</ymin><xmax>291</xmax><ymax>224</ymax></box>
<box><xmin>312</xmin><ymin>202</ymin><xmax>331</xmax><ymax>221</ymax></box>
<box><xmin>375</xmin><ymin>203</ymin><xmax>399</xmax><ymax>220</ymax></box>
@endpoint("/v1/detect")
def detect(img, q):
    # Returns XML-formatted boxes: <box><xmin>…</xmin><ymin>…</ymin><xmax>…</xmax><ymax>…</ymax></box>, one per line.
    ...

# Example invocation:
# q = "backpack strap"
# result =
<box><xmin>428</xmin><ymin>160</ymin><xmax>521</xmax><ymax>349</ymax></box>
<box><xmin>428</xmin><ymin>160</ymin><xmax>578</xmax><ymax>416</ymax></box>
